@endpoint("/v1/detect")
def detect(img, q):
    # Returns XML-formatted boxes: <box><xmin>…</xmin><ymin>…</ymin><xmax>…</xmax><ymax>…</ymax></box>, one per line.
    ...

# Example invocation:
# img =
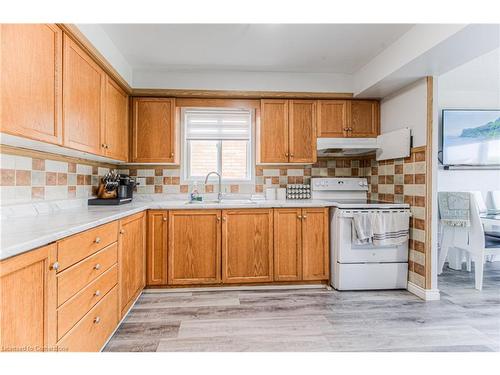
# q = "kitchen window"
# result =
<box><xmin>181</xmin><ymin>107</ymin><xmax>253</xmax><ymax>182</ymax></box>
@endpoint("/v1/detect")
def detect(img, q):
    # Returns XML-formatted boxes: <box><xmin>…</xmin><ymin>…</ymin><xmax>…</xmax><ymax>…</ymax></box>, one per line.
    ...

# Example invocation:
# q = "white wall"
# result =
<box><xmin>437</xmin><ymin>49</ymin><xmax>500</xmax><ymax>208</ymax></box>
<box><xmin>133</xmin><ymin>69</ymin><xmax>353</xmax><ymax>92</ymax></box>
<box><xmin>76</xmin><ymin>24</ymin><xmax>133</xmax><ymax>85</ymax></box>
<box><xmin>380</xmin><ymin>78</ymin><xmax>428</xmax><ymax>147</ymax></box>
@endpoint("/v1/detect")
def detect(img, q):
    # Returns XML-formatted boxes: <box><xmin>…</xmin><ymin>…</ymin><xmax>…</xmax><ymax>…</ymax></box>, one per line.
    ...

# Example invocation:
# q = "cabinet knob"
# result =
<box><xmin>285</xmin><ymin>152</ymin><xmax>289</xmax><ymax>157</ymax></box>
<box><xmin>297</xmin><ymin>215</ymin><xmax>302</xmax><ymax>219</ymax></box>
<box><xmin>120</xmin><ymin>229</ymin><xmax>125</xmax><ymax>234</ymax></box>
<box><xmin>94</xmin><ymin>290</ymin><xmax>101</xmax><ymax>297</ymax></box>
<box><xmin>222</xmin><ymin>217</ymin><xmax>226</xmax><ymax>222</ymax></box>
<box><xmin>50</xmin><ymin>262</ymin><xmax>59</xmax><ymax>271</ymax></box>
<box><xmin>302</xmin><ymin>215</ymin><xmax>307</xmax><ymax>219</ymax></box>
<box><xmin>93</xmin><ymin>316</ymin><xmax>101</xmax><ymax>324</ymax></box>
<box><xmin>217</xmin><ymin>217</ymin><xmax>221</xmax><ymax>222</ymax></box>
<box><xmin>170</xmin><ymin>152</ymin><xmax>174</xmax><ymax>157</ymax></box>
<box><xmin>95</xmin><ymin>237</ymin><xmax>101</xmax><ymax>244</ymax></box>
<box><xmin>101</xmin><ymin>143</ymin><xmax>106</xmax><ymax>148</ymax></box>
<box><xmin>163</xmin><ymin>217</ymin><xmax>167</xmax><ymax>222</ymax></box>
<box><xmin>94</xmin><ymin>263</ymin><xmax>101</xmax><ymax>270</ymax></box>
<box><xmin>290</xmin><ymin>154</ymin><xmax>294</xmax><ymax>158</ymax></box>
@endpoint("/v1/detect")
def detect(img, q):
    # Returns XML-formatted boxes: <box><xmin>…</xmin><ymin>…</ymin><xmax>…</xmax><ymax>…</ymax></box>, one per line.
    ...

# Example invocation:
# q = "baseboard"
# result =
<box><xmin>144</xmin><ymin>284</ymin><xmax>328</xmax><ymax>293</ymax></box>
<box><xmin>407</xmin><ymin>282</ymin><xmax>440</xmax><ymax>301</ymax></box>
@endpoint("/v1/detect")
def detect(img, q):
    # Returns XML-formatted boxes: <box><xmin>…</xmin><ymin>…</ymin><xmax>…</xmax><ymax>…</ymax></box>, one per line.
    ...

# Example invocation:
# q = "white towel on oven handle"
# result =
<box><xmin>352</xmin><ymin>213</ymin><xmax>373</xmax><ymax>244</ymax></box>
<box><xmin>371</xmin><ymin>212</ymin><xmax>410</xmax><ymax>246</ymax></box>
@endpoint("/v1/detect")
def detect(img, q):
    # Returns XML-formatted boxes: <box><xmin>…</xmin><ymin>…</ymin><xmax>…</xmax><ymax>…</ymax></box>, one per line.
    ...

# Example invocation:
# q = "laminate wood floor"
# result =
<box><xmin>104</xmin><ymin>262</ymin><xmax>500</xmax><ymax>352</ymax></box>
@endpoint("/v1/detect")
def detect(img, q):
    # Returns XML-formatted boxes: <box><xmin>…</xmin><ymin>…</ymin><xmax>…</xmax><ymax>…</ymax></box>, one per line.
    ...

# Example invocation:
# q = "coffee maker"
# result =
<box><xmin>88</xmin><ymin>173</ymin><xmax>137</xmax><ymax>205</ymax></box>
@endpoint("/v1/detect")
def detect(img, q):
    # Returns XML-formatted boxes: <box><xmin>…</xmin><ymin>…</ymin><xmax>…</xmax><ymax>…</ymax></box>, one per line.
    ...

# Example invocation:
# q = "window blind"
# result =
<box><xmin>184</xmin><ymin>108</ymin><xmax>251</xmax><ymax>140</ymax></box>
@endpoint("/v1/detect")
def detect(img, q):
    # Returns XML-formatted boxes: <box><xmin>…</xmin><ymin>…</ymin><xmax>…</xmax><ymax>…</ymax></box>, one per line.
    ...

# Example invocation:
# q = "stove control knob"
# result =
<box><xmin>359</xmin><ymin>181</ymin><xmax>364</xmax><ymax>186</ymax></box>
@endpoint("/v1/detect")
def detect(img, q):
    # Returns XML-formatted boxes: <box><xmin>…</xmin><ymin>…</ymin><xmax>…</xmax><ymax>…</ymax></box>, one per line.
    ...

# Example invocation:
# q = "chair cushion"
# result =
<box><xmin>485</xmin><ymin>230</ymin><xmax>500</xmax><ymax>239</ymax></box>
<box><xmin>485</xmin><ymin>234</ymin><xmax>500</xmax><ymax>248</ymax></box>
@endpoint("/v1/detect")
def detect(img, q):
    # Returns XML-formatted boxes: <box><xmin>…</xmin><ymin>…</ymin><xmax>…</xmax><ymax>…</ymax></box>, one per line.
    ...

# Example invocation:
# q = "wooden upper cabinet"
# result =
<box><xmin>146</xmin><ymin>210</ymin><xmax>168</xmax><ymax>286</ymax></box>
<box><xmin>132</xmin><ymin>98</ymin><xmax>176</xmax><ymax>163</ymax></box>
<box><xmin>349</xmin><ymin>100</ymin><xmax>379</xmax><ymax>137</ymax></box>
<box><xmin>259</xmin><ymin>99</ymin><xmax>289</xmax><ymax>163</ymax></box>
<box><xmin>168</xmin><ymin>210</ymin><xmax>221</xmax><ymax>285</ymax></box>
<box><xmin>317</xmin><ymin>100</ymin><xmax>348</xmax><ymax>137</ymax></box>
<box><xmin>103</xmin><ymin>77</ymin><xmax>128</xmax><ymax>161</ymax></box>
<box><xmin>273</xmin><ymin>208</ymin><xmax>302</xmax><ymax>281</ymax></box>
<box><xmin>222</xmin><ymin>209</ymin><xmax>273</xmax><ymax>283</ymax></box>
<box><xmin>289</xmin><ymin>100</ymin><xmax>316</xmax><ymax>163</ymax></box>
<box><xmin>63</xmin><ymin>34</ymin><xmax>105</xmax><ymax>154</ymax></box>
<box><xmin>118</xmin><ymin>212</ymin><xmax>146</xmax><ymax>317</ymax></box>
<box><xmin>0</xmin><ymin>24</ymin><xmax>62</xmax><ymax>145</ymax></box>
<box><xmin>0</xmin><ymin>244</ymin><xmax>57</xmax><ymax>351</ymax></box>
<box><xmin>302</xmin><ymin>208</ymin><xmax>329</xmax><ymax>281</ymax></box>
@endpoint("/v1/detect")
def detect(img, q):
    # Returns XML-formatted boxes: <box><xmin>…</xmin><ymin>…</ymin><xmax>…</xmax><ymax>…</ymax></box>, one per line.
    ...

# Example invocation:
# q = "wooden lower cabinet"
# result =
<box><xmin>168</xmin><ymin>210</ymin><xmax>221</xmax><ymax>285</ymax></box>
<box><xmin>0</xmin><ymin>244</ymin><xmax>57</xmax><ymax>352</ymax></box>
<box><xmin>146</xmin><ymin>210</ymin><xmax>168</xmax><ymax>285</ymax></box>
<box><xmin>301</xmin><ymin>208</ymin><xmax>329</xmax><ymax>280</ymax></box>
<box><xmin>118</xmin><ymin>212</ymin><xmax>146</xmax><ymax>317</ymax></box>
<box><xmin>222</xmin><ymin>209</ymin><xmax>274</xmax><ymax>283</ymax></box>
<box><xmin>273</xmin><ymin>208</ymin><xmax>303</xmax><ymax>281</ymax></box>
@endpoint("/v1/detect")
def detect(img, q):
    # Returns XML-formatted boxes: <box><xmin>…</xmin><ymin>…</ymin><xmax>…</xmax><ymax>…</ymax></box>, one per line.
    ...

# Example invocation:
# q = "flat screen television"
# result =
<box><xmin>441</xmin><ymin>109</ymin><xmax>500</xmax><ymax>166</ymax></box>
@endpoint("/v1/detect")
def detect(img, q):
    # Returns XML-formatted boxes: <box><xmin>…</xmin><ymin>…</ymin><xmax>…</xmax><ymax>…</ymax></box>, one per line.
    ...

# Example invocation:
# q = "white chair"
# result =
<box><xmin>455</xmin><ymin>194</ymin><xmax>500</xmax><ymax>290</ymax></box>
<box><xmin>468</xmin><ymin>191</ymin><xmax>487</xmax><ymax>213</ymax></box>
<box><xmin>490</xmin><ymin>190</ymin><xmax>500</xmax><ymax>211</ymax></box>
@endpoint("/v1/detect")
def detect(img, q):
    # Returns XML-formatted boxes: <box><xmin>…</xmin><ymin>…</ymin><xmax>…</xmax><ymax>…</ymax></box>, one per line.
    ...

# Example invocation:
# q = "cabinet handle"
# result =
<box><xmin>93</xmin><ymin>316</ymin><xmax>101</xmax><ymax>324</ymax></box>
<box><xmin>94</xmin><ymin>290</ymin><xmax>101</xmax><ymax>297</ymax></box>
<box><xmin>120</xmin><ymin>229</ymin><xmax>125</xmax><ymax>234</ymax></box>
<box><xmin>95</xmin><ymin>237</ymin><xmax>101</xmax><ymax>244</ymax></box>
<box><xmin>50</xmin><ymin>262</ymin><xmax>59</xmax><ymax>271</ymax></box>
<box><xmin>94</xmin><ymin>263</ymin><xmax>101</xmax><ymax>270</ymax></box>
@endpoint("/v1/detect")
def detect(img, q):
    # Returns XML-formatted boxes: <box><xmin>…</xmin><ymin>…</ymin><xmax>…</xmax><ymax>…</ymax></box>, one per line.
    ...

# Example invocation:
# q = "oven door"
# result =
<box><xmin>332</xmin><ymin>209</ymin><xmax>409</xmax><ymax>263</ymax></box>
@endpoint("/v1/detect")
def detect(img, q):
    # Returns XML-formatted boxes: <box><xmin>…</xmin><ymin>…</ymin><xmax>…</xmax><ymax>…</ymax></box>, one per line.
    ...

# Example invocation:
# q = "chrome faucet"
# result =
<box><xmin>204</xmin><ymin>171</ymin><xmax>223</xmax><ymax>202</ymax></box>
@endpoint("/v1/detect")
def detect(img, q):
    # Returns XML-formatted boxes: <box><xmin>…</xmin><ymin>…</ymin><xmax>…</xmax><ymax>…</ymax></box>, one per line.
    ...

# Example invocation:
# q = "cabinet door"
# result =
<box><xmin>259</xmin><ymin>99</ymin><xmax>289</xmax><ymax>163</ymax></box>
<box><xmin>317</xmin><ymin>100</ymin><xmax>347</xmax><ymax>137</ymax></box>
<box><xmin>302</xmin><ymin>208</ymin><xmax>329</xmax><ymax>281</ymax></box>
<box><xmin>222</xmin><ymin>209</ymin><xmax>273</xmax><ymax>283</ymax></box>
<box><xmin>168</xmin><ymin>210</ymin><xmax>221</xmax><ymax>285</ymax></box>
<box><xmin>273</xmin><ymin>208</ymin><xmax>302</xmax><ymax>281</ymax></box>
<box><xmin>118</xmin><ymin>212</ymin><xmax>146</xmax><ymax>317</ymax></box>
<box><xmin>132</xmin><ymin>98</ymin><xmax>175</xmax><ymax>163</ymax></box>
<box><xmin>104</xmin><ymin>77</ymin><xmax>129</xmax><ymax>161</ymax></box>
<box><xmin>289</xmin><ymin>100</ymin><xmax>316</xmax><ymax>163</ymax></box>
<box><xmin>348</xmin><ymin>100</ymin><xmax>379</xmax><ymax>138</ymax></box>
<box><xmin>0</xmin><ymin>244</ymin><xmax>57</xmax><ymax>351</ymax></box>
<box><xmin>146</xmin><ymin>210</ymin><xmax>168</xmax><ymax>286</ymax></box>
<box><xmin>0</xmin><ymin>24</ymin><xmax>62</xmax><ymax>144</ymax></box>
<box><xmin>63</xmin><ymin>34</ymin><xmax>105</xmax><ymax>154</ymax></box>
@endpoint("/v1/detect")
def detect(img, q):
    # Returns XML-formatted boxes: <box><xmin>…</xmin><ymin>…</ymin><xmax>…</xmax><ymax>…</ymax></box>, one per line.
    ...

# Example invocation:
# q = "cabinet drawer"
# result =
<box><xmin>57</xmin><ymin>243</ymin><xmax>117</xmax><ymax>306</ymax></box>
<box><xmin>57</xmin><ymin>221</ymin><xmax>118</xmax><ymax>271</ymax></box>
<box><xmin>57</xmin><ymin>286</ymin><xmax>118</xmax><ymax>352</ymax></box>
<box><xmin>57</xmin><ymin>265</ymin><xmax>118</xmax><ymax>340</ymax></box>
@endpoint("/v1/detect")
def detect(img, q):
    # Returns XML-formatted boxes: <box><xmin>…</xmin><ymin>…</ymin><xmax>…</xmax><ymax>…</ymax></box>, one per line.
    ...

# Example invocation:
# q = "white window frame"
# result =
<box><xmin>180</xmin><ymin>107</ymin><xmax>255</xmax><ymax>184</ymax></box>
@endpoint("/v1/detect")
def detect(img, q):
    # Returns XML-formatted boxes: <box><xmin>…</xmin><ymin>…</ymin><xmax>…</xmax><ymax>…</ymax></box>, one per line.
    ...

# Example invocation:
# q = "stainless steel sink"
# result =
<box><xmin>185</xmin><ymin>199</ymin><xmax>256</xmax><ymax>205</ymax></box>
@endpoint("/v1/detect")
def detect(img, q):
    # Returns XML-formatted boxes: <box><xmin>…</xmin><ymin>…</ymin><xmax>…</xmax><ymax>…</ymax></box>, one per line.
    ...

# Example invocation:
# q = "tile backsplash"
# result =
<box><xmin>0</xmin><ymin>152</ymin><xmax>112</xmax><ymax>205</ymax></box>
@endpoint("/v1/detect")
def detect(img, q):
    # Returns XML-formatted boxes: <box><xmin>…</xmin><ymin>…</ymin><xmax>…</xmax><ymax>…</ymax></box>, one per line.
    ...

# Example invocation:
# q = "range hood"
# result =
<box><xmin>317</xmin><ymin>128</ymin><xmax>411</xmax><ymax>161</ymax></box>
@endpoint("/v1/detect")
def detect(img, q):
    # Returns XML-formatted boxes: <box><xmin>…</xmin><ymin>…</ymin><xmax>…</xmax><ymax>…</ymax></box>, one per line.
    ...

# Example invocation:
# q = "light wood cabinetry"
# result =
<box><xmin>349</xmin><ymin>100</ymin><xmax>379</xmax><ymax>137</ymax></box>
<box><xmin>131</xmin><ymin>98</ymin><xmax>176</xmax><ymax>163</ymax></box>
<box><xmin>103</xmin><ymin>76</ymin><xmax>129</xmax><ymax>161</ymax></box>
<box><xmin>301</xmin><ymin>208</ymin><xmax>329</xmax><ymax>280</ymax></box>
<box><xmin>259</xmin><ymin>99</ymin><xmax>289</xmax><ymax>163</ymax></box>
<box><xmin>168</xmin><ymin>210</ymin><xmax>221</xmax><ymax>285</ymax></box>
<box><xmin>0</xmin><ymin>244</ymin><xmax>57</xmax><ymax>351</ymax></box>
<box><xmin>0</xmin><ymin>24</ymin><xmax>63</xmax><ymax>145</ymax></box>
<box><xmin>118</xmin><ymin>212</ymin><xmax>146</xmax><ymax>317</ymax></box>
<box><xmin>317</xmin><ymin>100</ymin><xmax>379</xmax><ymax>138</ymax></box>
<box><xmin>146</xmin><ymin>210</ymin><xmax>168</xmax><ymax>285</ymax></box>
<box><xmin>317</xmin><ymin>100</ymin><xmax>348</xmax><ymax>137</ymax></box>
<box><xmin>259</xmin><ymin>99</ymin><xmax>316</xmax><ymax>163</ymax></box>
<box><xmin>62</xmin><ymin>34</ymin><xmax>105</xmax><ymax>154</ymax></box>
<box><xmin>273</xmin><ymin>208</ymin><xmax>302</xmax><ymax>281</ymax></box>
<box><xmin>221</xmin><ymin>209</ymin><xmax>274</xmax><ymax>283</ymax></box>
<box><xmin>273</xmin><ymin>207</ymin><xmax>329</xmax><ymax>282</ymax></box>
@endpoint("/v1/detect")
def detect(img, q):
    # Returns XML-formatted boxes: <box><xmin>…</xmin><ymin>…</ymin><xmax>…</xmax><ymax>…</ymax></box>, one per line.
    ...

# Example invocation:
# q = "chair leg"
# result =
<box><xmin>474</xmin><ymin>255</ymin><xmax>484</xmax><ymax>291</ymax></box>
<box><xmin>466</xmin><ymin>252</ymin><xmax>472</xmax><ymax>272</ymax></box>
<box><xmin>438</xmin><ymin>228</ymin><xmax>451</xmax><ymax>275</ymax></box>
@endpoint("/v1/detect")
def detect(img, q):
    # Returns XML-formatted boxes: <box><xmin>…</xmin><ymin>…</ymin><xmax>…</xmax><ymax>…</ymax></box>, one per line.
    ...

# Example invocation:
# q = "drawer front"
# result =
<box><xmin>57</xmin><ymin>265</ymin><xmax>118</xmax><ymax>340</ymax></box>
<box><xmin>58</xmin><ymin>221</ymin><xmax>118</xmax><ymax>271</ymax></box>
<box><xmin>57</xmin><ymin>243</ymin><xmax>118</xmax><ymax>306</ymax></box>
<box><xmin>57</xmin><ymin>286</ymin><xmax>118</xmax><ymax>352</ymax></box>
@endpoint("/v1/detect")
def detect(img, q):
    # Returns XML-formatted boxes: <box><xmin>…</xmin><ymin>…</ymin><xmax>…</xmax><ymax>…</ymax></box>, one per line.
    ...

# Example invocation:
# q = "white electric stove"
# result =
<box><xmin>311</xmin><ymin>178</ymin><xmax>410</xmax><ymax>290</ymax></box>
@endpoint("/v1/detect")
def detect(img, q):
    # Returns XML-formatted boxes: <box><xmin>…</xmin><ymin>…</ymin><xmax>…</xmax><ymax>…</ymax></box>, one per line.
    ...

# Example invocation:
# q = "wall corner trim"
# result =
<box><xmin>407</xmin><ymin>281</ymin><xmax>440</xmax><ymax>301</ymax></box>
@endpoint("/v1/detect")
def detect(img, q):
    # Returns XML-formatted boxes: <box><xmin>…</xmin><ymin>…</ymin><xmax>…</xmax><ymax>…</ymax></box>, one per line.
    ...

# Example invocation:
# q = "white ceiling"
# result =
<box><xmin>99</xmin><ymin>24</ymin><xmax>413</xmax><ymax>74</ymax></box>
